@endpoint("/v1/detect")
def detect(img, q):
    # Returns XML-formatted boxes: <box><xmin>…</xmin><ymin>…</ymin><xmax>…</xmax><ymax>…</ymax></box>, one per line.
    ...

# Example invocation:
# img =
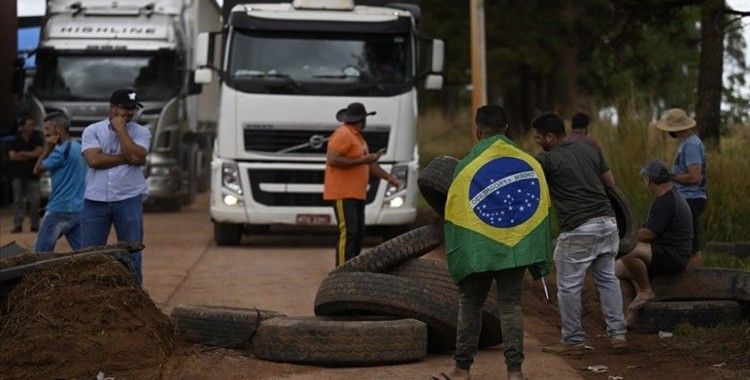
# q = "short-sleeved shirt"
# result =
<box><xmin>536</xmin><ymin>141</ymin><xmax>614</xmax><ymax>231</ymax></box>
<box><xmin>43</xmin><ymin>141</ymin><xmax>86</xmax><ymax>213</ymax></box>
<box><xmin>9</xmin><ymin>131</ymin><xmax>43</xmax><ymax>179</ymax></box>
<box><xmin>645</xmin><ymin>188</ymin><xmax>693</xmax><ymax>257</ymax></box>
<box><xmin>672</xmin><ymin>134</ymin><xmax>706</xmax><ymax>200</ymax></box>
<box><xmin>565</xmin><ymin>131</ymin><xmax>602</xmax><ymax>152</ymax></box>
<box><xmin>81</xmin><ymin>119</ymin><xmax>151</xmax><ymax>202</ymax></box>
<box><xmin>323</xmin><ymin>124</ymin><xmax>369</xmax><ymax>201</ymax></box>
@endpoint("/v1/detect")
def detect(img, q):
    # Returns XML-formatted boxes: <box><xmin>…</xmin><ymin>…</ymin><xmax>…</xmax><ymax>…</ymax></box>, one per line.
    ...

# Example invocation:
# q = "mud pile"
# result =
<box><xmin>0</xmin><ymin>254</ymin><xmax>176</xmax><ymax>379</ymax></box>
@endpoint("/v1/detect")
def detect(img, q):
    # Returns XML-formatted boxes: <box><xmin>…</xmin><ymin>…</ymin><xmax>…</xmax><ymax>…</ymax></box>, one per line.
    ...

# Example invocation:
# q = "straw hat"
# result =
<box><xmin>656</xmin><ymin>108</ymin><xmax>696</xmax><ymax>132</ymax></box>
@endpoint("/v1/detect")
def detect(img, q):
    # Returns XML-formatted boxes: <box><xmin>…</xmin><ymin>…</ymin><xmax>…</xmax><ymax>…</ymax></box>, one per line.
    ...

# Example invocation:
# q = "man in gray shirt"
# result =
<box><xmin>531</xmin><ymin>113</ymin><xmax>627</xmax><ymax>354</ymax></box>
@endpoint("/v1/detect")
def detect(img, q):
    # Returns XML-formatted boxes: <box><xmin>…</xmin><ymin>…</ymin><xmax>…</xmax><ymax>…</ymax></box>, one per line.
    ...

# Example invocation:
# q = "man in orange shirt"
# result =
<box><xmin>324</xmin><ymin>102</ymin><xmax>401</xmax><ymax>266</ymax></box>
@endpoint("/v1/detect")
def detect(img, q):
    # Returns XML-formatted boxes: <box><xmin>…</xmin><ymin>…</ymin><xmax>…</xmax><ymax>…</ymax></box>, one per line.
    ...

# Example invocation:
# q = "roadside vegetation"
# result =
<box><xmin>417</xmin><ymin>108</ymin><xmax>750</xmax><ymax>269</ymax></box>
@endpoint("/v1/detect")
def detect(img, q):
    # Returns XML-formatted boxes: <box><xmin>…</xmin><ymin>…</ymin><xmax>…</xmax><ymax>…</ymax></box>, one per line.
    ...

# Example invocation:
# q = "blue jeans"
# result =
<box><xmin>34</xmin><ymin>212</ymin><xmax>82</xmax><ymax>252</ymax></box>
<box><xmin>554</xmin><ymin>217</ymin><xmax>626</xmax><ymax>344</ymax></box>
<box><xmin>81</xmin><ymin>196</ymin><xmax>144</xmax><ymax>286</ymax></box>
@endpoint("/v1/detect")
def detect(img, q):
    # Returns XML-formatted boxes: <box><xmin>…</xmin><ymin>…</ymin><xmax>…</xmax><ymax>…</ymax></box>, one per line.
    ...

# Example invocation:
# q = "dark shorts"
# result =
<box><xmin>648</xmin><ymin>244</ymin><xmax>688</xmax><ymax>277</ymax></box>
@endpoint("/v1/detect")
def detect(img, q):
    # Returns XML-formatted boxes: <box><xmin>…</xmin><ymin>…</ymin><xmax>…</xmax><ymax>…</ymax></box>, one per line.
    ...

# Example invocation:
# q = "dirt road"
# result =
<box><xmin>1</xmin><ymin>195</ymin><xmax>580</xmax><ymax>379</ymax></box>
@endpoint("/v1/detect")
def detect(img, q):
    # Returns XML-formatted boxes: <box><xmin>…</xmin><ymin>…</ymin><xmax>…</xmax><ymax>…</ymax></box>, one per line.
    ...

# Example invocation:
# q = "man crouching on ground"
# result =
<box><xmin>615</xmin><ymin>160</ymin><xmax>693</xmax><ymax>325</ymax></box>
<box><xmin>531</xmin><ymin>113</ymin><xmax>627</xmax><ymax>354</ymax></box>
<box><xmin>432</xmin><ymin>105</ymin><xmax>553</xmax><ymax>380</ymax></box>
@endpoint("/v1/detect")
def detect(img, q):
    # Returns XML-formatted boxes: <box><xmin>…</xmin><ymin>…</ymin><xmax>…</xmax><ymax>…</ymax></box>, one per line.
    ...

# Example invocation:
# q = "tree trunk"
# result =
<box><xmin>695</xmin><ymin>0</ymin><xmax>725</xmax><ymax>146</ymax></box>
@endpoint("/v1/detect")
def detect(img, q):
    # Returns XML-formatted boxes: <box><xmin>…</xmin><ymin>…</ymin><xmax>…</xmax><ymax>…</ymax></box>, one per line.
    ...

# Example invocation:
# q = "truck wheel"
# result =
<box><xmin>181</xmin><ymin>144</ymin><xmax>199</xmax><ymax>206</ymax></box>
<box><xmin>418</xmin><ymin>155</ymin><xmax>459</xmax><ymax>217</ymax></box>
<box><xmin>389</xmin><ymin>258</ymin><xmax>503</xmax><ymax>347</ymax></box>
<box><xmin>380</xmin><ymin>224</ymin><xmax>411</xmax><ymax>241</ymax></box>
<box><xmin>315</xmin><ymin>271</ymin><xmax>456</xmax><ymax>352</ymax></box>
<box><xmin>171</xmin><ymin>305</ymin><xmax>284</xmax><ymax>348</ymax></box>
<box><xmin>251</xmin><ymin>316</ymin><xmax>427</xmax><ymax>366</ymax></box>
<box><xmin>214</xmin><ymin>222</ymin><xmax>242</xmax><ymax>246</ymax></box>
<box><xmin>333</xmin><ymin>223</ymin><xmax>443</xmax><ymax>274</ymax></box>
<box><xmin>633</xmin><ymin>300</ymin><xmax>742</xmax><ymax>332</ymax></box>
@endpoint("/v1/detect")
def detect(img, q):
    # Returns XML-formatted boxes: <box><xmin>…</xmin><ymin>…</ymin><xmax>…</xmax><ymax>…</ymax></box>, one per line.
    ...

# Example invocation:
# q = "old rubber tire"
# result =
<box><xmin>608</xmin><ymin>187</ymin><xmax>638</xmax><ymax>257</ymax></box>
<box><xmin>251</xmin><ymin>316</ymin><xmax>427</xmax><ymax>366</ymax></box>
<box><xmin>333</xmin><ymin>223</ymin><xmax>443</xmax><ymax>274</ymax></box>
<box><xmin>651</xmin><ymin>268</ymin><xmax>750</xmax><ymax>303</ymax></box>
<box><xmin>418</xmin><ymin>155</ymin><xmax>459</xmax><ymax>217</ymax></box>
<box><xmin>633</xmin><ymin>300</ymin><xmax>742</xmax><ymax>332</ymax></box>
<box><xmin>389</xmin><ymin>258</ymin><xmax>502</xmax><ymax>347</ymax></box>
<box><xmin>315</xmin><ymin>271</ymin><xmax>456</xmax><ymax>352</ymax></box>
<box><xmin>171</xmin><ymin>305</ymin><xmax>284</xmax><ymax>348</ymax></box>
<box><xmin>214</xmin><ymin>222</ymin><xmax>242</xmax><ymax>246</ymax></box>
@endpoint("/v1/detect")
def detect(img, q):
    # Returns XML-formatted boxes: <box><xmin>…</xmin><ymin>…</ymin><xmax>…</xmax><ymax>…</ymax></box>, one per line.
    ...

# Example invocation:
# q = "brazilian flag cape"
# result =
<box><xmin>445</xmin><ymin>135</ymin><xmax>552</xmax><ymax>283</ymax></box>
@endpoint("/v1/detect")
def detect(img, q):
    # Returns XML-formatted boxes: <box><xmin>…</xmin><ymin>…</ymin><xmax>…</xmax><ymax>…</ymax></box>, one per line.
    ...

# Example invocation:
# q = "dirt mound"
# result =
<box><xmin>0</xmin><ymin>254</ymin><xmax>176</xmax><ymax>379</ymax></box>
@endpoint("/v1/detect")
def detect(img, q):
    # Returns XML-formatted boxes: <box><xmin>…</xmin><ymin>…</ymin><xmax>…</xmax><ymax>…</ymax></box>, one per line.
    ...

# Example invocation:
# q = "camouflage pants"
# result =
<box><xmin>453</xmin><ymin>266</ymin><xmax>526</xmax><ymax>372</ymax></box>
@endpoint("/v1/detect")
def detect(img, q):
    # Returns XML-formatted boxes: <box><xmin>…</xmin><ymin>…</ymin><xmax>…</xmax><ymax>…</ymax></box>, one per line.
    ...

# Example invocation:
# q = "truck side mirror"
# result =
<box><xmin>424</xmin><ymin>74</ymin><xmax>443</xmax><ymax>90</ymax></box>
<box><xmin>188</xmin><ymin>70</ymin><xmax>204</xmax><ymax>94</ymax></box>
<box><xmin>194</xmin><ymin>68</ymin><xmax>213</xmax><ymax>85</ymax></box>
<box><xmin>430</xmin><ymin>39</ymin><xmax>444</xmax><ymax>73</ymax></box>
<box><xmin>196</xmin><ymin>32</ymin><xmax>211</xmax><ymax>67</ymax></box>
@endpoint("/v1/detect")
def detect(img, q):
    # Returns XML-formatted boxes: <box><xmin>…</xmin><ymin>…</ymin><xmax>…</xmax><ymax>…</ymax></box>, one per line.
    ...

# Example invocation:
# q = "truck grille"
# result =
<box><xmin>248</xmin><ymin>168</ymin><xmax>379</xmax><ymax>206</ymax></box>
<box><xmin>243</xmin><ymin>129</ymin><xmax>389</xmax><ymax>154</ymax></box>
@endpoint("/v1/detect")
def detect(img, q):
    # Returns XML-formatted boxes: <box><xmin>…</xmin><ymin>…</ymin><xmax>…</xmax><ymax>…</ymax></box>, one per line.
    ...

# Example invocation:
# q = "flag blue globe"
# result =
<box><xmin>468</xmin><ymin>157</ymin><xmax>541</xmax><ymax>228</ymax></box>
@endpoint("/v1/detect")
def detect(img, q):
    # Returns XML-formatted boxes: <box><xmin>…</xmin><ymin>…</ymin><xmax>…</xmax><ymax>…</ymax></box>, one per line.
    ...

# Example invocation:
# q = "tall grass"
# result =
<box><xmin>417</xmin><ymin>109</ymin><xmax>750</xmax><ymax>244</ymax></box>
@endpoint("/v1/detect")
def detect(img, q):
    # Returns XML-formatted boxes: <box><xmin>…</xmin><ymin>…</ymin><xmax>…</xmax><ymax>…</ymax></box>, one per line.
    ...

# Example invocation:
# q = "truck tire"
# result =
<box><xmin>389</xmin><ymin>258</ymin><xmax>502</xmax><ymax>347</ymax></box>
<box><xmin>333</xmin><ymin>223</ymin><xmax>443</xmax><ymax>274</ymax></box>
<box><xmin>633</xmin><ymin>300</ymin><xmax>743</xmax><ymax>332</ymax></box>
<box><xmin>608</xmin><ymin>187</ymin><xmax>638</xmax><ymax>257</ymax></box>
<box><xmin>651</xmin><ymin>268</ymin><xmax>750</xmax><ymax>303</ymax></box>
<box><xmin>181</xmin><ymin>143</ymin><xmax>199</xmax><ymax>206</ymax></box>
<box><xmin>251</xmin><ymin>316</ymin><xmax>427</xmax><ymax>366</ymax></box>
<box><xmin>418</xmin><ymin>155</ymin><xmax>459</xmax><ymax>217</ymax></box>
<box><xmin>161</xmin><ymin>197</ymin><xmax>182</xmax><ymax>212</ymax></box>
<box><xmin>315</xmin><ymin>271</ymin><xmax>457</xmax><ymax>352</ymax></box>
<box><xmin>214</xmin><ymin>222</ymin><xmax>242</xmax><ymax>246</ymax></box>
<box><xmin>171</xmin><ymin>305</ymin><xmax>284</xmax><ymax>348</ymax></box>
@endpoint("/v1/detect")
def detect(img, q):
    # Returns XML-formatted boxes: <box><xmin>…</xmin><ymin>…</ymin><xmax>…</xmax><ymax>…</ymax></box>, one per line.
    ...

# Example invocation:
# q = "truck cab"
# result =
<box><xmin>197</xmin><ymin>0</ymin><xmax>443</xmax><ymax>245</ymax></box>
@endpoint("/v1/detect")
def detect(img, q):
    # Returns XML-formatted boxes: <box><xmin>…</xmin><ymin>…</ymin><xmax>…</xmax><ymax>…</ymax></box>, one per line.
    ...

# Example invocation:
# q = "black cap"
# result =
<box><xmin>336</xmin><ymin>102</ymin><xmax>376</xmax><ymax>123</ymax></box>
<box><xmin>640</xmin><ymin>160</ymin><xmax>672</xmax><ymax>183</ymax></box>
<box><xmin>109</xmin><ymin>89</ymin><xmax>143</xmax><ymax>109</ymax></box>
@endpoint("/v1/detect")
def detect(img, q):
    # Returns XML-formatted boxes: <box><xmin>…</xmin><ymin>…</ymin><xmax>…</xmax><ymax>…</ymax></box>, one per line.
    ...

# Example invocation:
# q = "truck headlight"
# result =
<box><xmin>384</xmin><ymin>164</ymin><xmax>408</xmax><ymax>208</ymax></box>
<box><xmin>149</xmin><ymin>165</ymin><xmax>175</xmax><ymax>177</ymax></box>
<box><xmin>222</xmin><ymin>162</ymin><xmax>243</xmax><ymax>195</ymax></box>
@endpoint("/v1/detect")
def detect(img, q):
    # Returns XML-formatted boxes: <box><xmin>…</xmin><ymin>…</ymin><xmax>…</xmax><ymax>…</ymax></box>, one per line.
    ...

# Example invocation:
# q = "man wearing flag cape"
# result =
<box><xmin>432</xmin><ymin>105</ymin><xmax>552</xmax><ymax>380</ymax></box>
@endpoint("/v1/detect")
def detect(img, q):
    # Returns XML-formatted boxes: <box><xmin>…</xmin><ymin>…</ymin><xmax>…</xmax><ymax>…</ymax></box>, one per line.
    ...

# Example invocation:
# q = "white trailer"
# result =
<box><xmin>30</xmin><ymin>0</ymin><xmax>221</xmax><ymax>210</ymax></box>
<box><xmin>195</xmin><ymin>0</ymin><xmax>444</xmax><ymax>245</ymax></box>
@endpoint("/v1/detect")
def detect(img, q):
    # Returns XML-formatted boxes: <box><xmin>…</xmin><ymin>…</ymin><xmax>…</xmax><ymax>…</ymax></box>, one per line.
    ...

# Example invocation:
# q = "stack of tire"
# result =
<box><xmin>635</xmin><ymin>268</ymin><xmax>750</xmax><ymax>332</ymax></box>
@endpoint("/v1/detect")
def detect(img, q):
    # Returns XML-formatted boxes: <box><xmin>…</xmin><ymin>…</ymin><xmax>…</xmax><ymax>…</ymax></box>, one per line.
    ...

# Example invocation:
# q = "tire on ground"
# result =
<box><xmin>418</xmin><ymin>155</ymin><xmax>459</xmax><ymax>217</ymax></box>
<box><xmin>651</xmin><ymin>268</ymin><xmax>750</xmax><ymax>303</ymax></box>
<box><xmin>389</xmin><ymin>258</ymin><xmax>502</xmax><ymax>347</ymax></box>
<box><xmin>333</xmin><ymin>224</ymin><xmax>443</xmax><ymax>274</ymax></box>
<box><xmin>633</xmin><ymin>300</ymin><xmax>743</xmax><ymax>332</ymax></box>
<box><xmin>607</xmin><ymin>186</ymin><xmax>638</xmax><ymax>257</ymax></box>
<box><xmin>315</xmin><ymin>271</ymin><xmax>456</xmax><ymax>352</ymax></box>
<box><xmin>171</xmin><ymin>305</ymin><xmax>284</xmax><ymax>348</ymax></box>
<box><xmin>251</xmin><ymin>316</ymin><xmax>427</xmax><ymax>366</ymax></box>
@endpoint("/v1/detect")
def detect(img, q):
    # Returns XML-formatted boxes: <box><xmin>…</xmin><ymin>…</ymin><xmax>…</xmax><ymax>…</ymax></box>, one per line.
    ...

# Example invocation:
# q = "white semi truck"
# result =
<box><xmin>195</xmin><ymin>0</ymin><xmax>444</xmax><ymax>245</ymax></box>
<box><xmin>28</xmin><ymin>0</ymin><xmax>221</xmax><ymax>211</ymax></box>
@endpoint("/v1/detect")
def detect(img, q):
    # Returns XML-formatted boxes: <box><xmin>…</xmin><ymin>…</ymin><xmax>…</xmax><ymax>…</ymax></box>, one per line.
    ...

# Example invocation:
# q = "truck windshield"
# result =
<box><xmin>32</xmin><ymin>51</ymin><xmax>182</xmax><ymax>101</ymax></box>
<box><xmin>227</xmin><ymin>29</ymin><xmax>412</xmax><ymax>96</ymax></box>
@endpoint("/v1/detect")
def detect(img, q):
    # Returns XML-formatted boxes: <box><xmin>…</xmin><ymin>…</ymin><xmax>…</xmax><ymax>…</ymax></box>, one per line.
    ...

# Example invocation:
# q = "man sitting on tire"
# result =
<box><xmin>615</xmin><ymin>160</ymin><xmax>693</xmax><ymax>325</ymax></box>
<box><xmin>433</xmin><ymin>105</ymin><xmax>552</xmax><ymax>380</ymax></box>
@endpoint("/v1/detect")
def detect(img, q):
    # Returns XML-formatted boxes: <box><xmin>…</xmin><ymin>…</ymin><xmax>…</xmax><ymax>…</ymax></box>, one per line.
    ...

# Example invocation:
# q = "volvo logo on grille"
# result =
<box><xmin>308</xmin><ymin>134</ymin><xmax>326</xmax><ymax>150</ymax></box>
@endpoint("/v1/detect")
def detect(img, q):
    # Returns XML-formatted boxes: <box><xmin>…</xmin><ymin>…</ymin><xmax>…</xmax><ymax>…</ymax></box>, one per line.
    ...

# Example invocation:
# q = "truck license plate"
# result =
<box><xmin>296</xmin><ymin>214</ymin><xmax>330</xmax><ymax>225</ymax></box>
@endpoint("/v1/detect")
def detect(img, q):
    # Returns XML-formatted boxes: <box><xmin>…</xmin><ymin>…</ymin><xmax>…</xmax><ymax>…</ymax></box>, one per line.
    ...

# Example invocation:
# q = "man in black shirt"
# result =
<box><xmin>8</xmin><ymin>116</ymin><xmax>43</xmax><ymax>233</ymax></box>
<box><xmin>615</xmin><ymin>160</ymin><xmax>693</xmax><ymax>323</ymax></box>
